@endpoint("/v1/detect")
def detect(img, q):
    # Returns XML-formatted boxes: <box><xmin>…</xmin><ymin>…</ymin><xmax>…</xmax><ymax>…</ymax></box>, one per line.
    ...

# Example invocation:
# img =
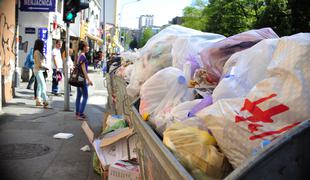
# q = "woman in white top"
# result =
<box><xmin>33</xmin><ymin>39</ymin><xmax>49</xmax><ymax>108</ymax></box>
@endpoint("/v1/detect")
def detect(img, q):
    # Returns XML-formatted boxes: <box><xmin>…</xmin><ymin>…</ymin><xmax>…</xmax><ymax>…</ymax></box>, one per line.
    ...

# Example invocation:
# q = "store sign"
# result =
<box><xmin>25</xmin><ymin>27</ymin><xmax>36</xmax><ymax>34</ymax></box>
<box><xmin>20</xmin><ymin>0</ymin><xmax>56</xmax><ymax>12</ymax></box>
<box><xmin>38</xmin><ymin>28</ymin><xmax>48</xmax><ymax>56</ymax></box>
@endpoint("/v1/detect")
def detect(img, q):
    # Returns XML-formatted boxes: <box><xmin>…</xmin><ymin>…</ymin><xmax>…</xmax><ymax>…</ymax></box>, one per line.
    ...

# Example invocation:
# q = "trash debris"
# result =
<box><xmin>80</xmin><ymin>145</ymin><xmax>91</xmax><ymax>152</ymax></box>
<box><xmin>53</xmin><ymin>133</ymin><xmax>74</xmax><ymax>139</ymax></box>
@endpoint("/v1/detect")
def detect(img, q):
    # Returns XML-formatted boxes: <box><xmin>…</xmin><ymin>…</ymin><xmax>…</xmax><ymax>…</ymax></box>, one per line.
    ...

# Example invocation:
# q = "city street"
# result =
<box><xmin>0</xmin><ymin>67</ymin><xmax>106</xmax><ymax>180</ymax></box>
<box><xmin>0</xmin><ymin>0</ymin><xmax>309</xmax><ymax>179</ymax></box>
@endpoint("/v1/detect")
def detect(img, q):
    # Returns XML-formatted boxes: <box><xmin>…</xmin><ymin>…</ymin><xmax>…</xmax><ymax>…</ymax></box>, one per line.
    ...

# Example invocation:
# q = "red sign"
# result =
<box><xmin>235</xmin><ymin>94</ymin><xmax>300</xmax><ymax>140</ymax></box>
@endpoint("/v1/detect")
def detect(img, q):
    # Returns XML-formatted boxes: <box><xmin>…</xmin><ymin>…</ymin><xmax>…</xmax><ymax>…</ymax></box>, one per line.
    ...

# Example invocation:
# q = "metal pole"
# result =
<box><xmin>64</xmin><ymin>23</ymin><xmax>70</xmax><ymax>111</ymax></box>
<box><xmin>103</xmin><ymin>0</ymin><xmax>106</xmax><ymax>54</ymax></box>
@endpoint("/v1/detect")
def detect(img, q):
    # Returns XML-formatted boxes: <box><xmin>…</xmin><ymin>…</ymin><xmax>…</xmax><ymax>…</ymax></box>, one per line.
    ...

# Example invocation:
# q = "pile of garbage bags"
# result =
<box><xmin>112</xmin><ymin>24</ymin><xmax>310</xmax><ymax>178</ymax></box>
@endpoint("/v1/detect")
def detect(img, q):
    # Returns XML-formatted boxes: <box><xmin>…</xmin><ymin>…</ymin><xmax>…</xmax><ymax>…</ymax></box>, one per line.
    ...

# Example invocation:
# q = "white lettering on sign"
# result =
<box><xmin>24</xmin><ymin>0</ymin><xmax>52</xmax><ymax>6</ymax></box>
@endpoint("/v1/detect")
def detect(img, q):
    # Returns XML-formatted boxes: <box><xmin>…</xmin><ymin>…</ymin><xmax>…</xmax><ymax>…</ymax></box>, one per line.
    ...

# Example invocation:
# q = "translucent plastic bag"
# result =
<box><xmin>212</xmin><ymin>39</ymin><xmax>279</xmax><ymax>102</ymax></box>
<box><xmin>161</xmin><ymin>99</ymin><xmax>204</xmax><ymax>132</ymax></box>
<box><xmin>106</xmin><ymin>115</ymin><xmax>125</xmax><ymax>129</ymax></box>
<box><xmin>126</xmin><ymin>43</ymin><xmax>173</xmax><ymax>97</ymax></box>
<box><xmin>199</xmin><ymin>28</ymin><xmax>279</xmax><ymax>85</ymax></box>
<box><xmin>163</xmin><ymin>123</ymin><xmax>231</xmax><ymax>179</ymax></box>
<box><xmin>126</xmin><ymin>25</ymin><xmax>225</xmax><ymax>97</ymax></box>
<box><xmin>171</xmin><ymin>33</ymin><xmax>225</xmax><ymax>74</ymax></box>
<box><xmin>171</xmin><ymin>99</ymin><xmax>202</xmax><ymax>122</ymax></box>
<box><xmin>196</xmin><ymin>33</ymin><xmax>310</xmax><ymax>168</ymax></box>
<box><xmin>139</xmin><ymin>67</ymin><xmax>194</xmax><ymax>132</ymax></box>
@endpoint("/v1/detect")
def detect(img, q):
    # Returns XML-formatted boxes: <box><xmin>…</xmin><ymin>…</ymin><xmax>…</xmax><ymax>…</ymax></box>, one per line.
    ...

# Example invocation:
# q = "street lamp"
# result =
<box><xmin>102</xmin><ymin>0</ymin><xmax>106</xmax><ymax>55</ymax></box>
<box><xmin>118</xmin><ymin>0</ymin><xmax>141</xmax><ymax>47</ymax></box>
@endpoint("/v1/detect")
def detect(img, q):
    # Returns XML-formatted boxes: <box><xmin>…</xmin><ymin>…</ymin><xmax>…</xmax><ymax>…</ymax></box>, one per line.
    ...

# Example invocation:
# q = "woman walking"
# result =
<box><xmin>75</xmin><ymin>41</ymin><xmax>93</xmax><ymax>120</ymax></box>
<box><xmin>33</xmin><ymin>39</ymin><xmax>49</xmax><ymax>108</ymax></box>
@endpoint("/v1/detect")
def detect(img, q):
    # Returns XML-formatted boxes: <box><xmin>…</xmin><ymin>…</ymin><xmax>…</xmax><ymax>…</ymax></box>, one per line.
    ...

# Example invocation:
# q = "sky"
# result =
<box><xmin>118</xmin><ymin>0</ymin><xmax>193</xmax><ymax>29</ymax></box>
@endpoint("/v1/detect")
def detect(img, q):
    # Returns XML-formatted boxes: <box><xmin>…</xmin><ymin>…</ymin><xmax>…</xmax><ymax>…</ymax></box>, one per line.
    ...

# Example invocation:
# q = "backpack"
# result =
<box><xmin>24</xmin><ymin>48</ymin><xmax>34</xmax><ymax>69</ymax></box>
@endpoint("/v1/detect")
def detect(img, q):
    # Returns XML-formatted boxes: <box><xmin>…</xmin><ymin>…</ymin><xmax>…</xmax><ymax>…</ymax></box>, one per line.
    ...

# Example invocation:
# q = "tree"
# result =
<box><xmin>181</xmin><ymin>0</ymin><xmax>207</xmax><ymax>31</ymax></box>
<box><xmin>138</xmin><ymin>28</ymin><xmax>154</xmax><ymax>48</ymax></box>
<box><xmin>254</xmin><ymin>0</ymin><xmax>292</xmax><ymax>36</ymax></box>
<box><xmin>129</xmin><ymin>37</ymin><xmax>138</xmax><ymax>51</ymax></box>
<box><xmin>203</xmin><ymin>0</ymin><xmax>265</xmax><ymax>36</ymax></box>
<box><xmin>288</xmin><ymin>0</ymin><xmax>310</xmax><ymax>34</ymax></box>
<box><xmin>181</xmin><ymin>0</ymin><xmax>307</xmax><ymax>37</ymax></box>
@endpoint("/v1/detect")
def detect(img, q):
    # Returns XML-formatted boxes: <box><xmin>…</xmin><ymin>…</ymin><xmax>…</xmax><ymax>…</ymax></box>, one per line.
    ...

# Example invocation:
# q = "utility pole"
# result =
<box><xmin>63</xmin><ymin>0</ymin><xmax>89</xmax><ymax>111</ymax></box>
<box><xmin>64</xmin><ymin>23</ymin><xmax>70</xmax><ymax>111</ymax></box>
<box><xmin>103</xmin><ymin>0</ymin><xmax>106</xmax><ymax>55</ymax></box>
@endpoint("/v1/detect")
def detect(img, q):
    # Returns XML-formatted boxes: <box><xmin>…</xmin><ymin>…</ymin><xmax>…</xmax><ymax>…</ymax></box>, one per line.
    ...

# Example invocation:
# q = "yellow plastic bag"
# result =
<box><xmin>163</xmin><ymin>123</ymin><xmax>230</xmax><ymax>179</ymax></box>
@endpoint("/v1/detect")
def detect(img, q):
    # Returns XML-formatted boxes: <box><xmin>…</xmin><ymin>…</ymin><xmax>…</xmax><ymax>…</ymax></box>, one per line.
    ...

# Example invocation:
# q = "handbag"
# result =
<box><xmin>69</xmin><ymin>61</ymin><xmax>85</xmax><ymax>87</ymax></box>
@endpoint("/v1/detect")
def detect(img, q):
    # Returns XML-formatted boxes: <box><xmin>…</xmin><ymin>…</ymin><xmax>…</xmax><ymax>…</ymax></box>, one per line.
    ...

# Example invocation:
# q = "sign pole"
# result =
<box><xmin>103</xmin><ymin>0</ymin><xmax>106</xmax><ymax>54</ymax></box>
<box><xmin>64</xmin><ymin>23</ymin><xmax>70</xmax><ymax>111</ymax></box>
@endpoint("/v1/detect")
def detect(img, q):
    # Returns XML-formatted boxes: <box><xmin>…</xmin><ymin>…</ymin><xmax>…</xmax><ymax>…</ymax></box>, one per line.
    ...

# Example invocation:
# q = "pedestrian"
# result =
<box><xmin>24</xmin><ymin>48</ymin><xmax>37</xmax><ymax>100</ymax></box>
<box><xmin>62</xmin><ymin>46</ymin><xmax>74</xmax><ymax>96</ymax></box>
<box><xmin>33</xmin><ymin>39</ymin><xmax>49</xmax><ymax>108</ymax></box>
<box><xmin>75</xmin><ymin>41</ymin><xmax>93</xmax><ymax>120</ymax></box>
<box><xmin>51</xmin><ymin>39</ymin><xmax>63</xmax><ymax>95</ymax></box>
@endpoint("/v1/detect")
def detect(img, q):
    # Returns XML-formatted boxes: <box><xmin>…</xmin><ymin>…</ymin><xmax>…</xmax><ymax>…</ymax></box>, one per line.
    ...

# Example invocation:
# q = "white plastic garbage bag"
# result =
<box><xmin>126</xmin><ymin>25</ymin><xmax>225</xmax><ymax>97</ymax></box>
<box><xmin>212</xmin><ymin>39</ymin><xmax>279</xmax><ymax>102</ymax></box>
<box><xmin>120</xmin><ymin>51</ymin><xmax>140</xmax><ymax>62</ymax></box>
<box><xmin>126</xmin><ymin>43</ymin><xmax>173</xmax><ymax>97</ymax></box>
<box><xmin>171</xmin><ymin>33</ymin><xmax>225</xmax><ymax>78</ymax></box>
<box><xmin>139</xmin><ymin>67</ymin><xmax>194</xmax><ymax>133</ymax></box>
<box><xmin>196</xmin><ymin>33</ymin><xmax>310</xmax><ymax>168</ymax></box>
<box><xmin>199</xmin><ymin>28</ymin><xmax>279</xmax><ymax>85</ymax></box>
<box><xmin>171</xmin><ymin>99</ymin><xmax>202</xmax><ymax>122</ymax></box>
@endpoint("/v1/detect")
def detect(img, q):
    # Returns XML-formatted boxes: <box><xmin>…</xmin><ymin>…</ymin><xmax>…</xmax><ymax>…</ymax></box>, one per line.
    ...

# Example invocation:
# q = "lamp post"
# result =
<box><xmin>118</xmin><ymin>0</ymin><xmax>141</xmax><ymax>47</ymax></box>
<box><xmin>102</xmin><ymin>0</ymin><xmax>106</xmax><ymax>55</ymax></box>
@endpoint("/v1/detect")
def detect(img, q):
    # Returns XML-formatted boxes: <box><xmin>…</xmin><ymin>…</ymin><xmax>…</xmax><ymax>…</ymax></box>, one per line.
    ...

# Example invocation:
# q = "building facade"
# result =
<box><xmin>139</xmin><ymin>15</ymin><xmax>154</xmax><ymax>29</ymax></box>
<box><xmin>18</xmin><ymin>0</ymin><xmax>82</xmax><ymax>82</ymax></box>
<box><xmin>0</xmin><ymin>0</ymin><xmax>17</xmax><ymax>109</ymax></box>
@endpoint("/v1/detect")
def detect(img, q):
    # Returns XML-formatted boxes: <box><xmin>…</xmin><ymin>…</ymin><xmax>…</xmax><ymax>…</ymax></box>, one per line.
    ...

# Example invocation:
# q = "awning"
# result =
<box><xmin>58</xmin><ymin>23</ymin><xmax>79</xmax><ymax>38</ymax></box>
<box><xmin>69</xmin><ymin>29</ymin><xmax>78</xmax><ymax>37</ymax></box>
<box><xmin>86</xmin><ymin>33</ymin><xmax>103</xmax><ymax>45</ymax></box>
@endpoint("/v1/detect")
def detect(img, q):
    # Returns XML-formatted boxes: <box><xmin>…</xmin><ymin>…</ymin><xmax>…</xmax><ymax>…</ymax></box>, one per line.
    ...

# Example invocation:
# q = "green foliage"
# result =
<box><xmin>182</xmin><ymin>6</ymin><xmax>207</xmax><ymax>31</ymax></box>
<box><xmin>288</xmin><ymin>0</ymin><xmax>310</xmax><ymax>34</ymax></box>
<box><xmin>138</xmin><ymin>28</ymin><xmax>154</xmax><ymax>48</ymax></box>
<box><xmin>181</xmin><ymin>0</ymin><xmax>309</xmax><ymax>37</ymax></box>
<box><xmin>254</xmin><ymin>0</ymin><xmax>292</xmax><ymax>36</ymax></box>
<box><xmin>122</xmin><ymin>31</ymin><xmax>133</xmax><ymax>50</ymax></box>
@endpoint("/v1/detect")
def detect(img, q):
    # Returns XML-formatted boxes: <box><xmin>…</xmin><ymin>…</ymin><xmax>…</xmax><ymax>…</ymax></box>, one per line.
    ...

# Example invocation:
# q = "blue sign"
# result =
<box><xmin>25</xmin><ymin>27</ymin><xmax>36</xmax><ymax>34</ymax></box>
<box><xmin>38</xmin><ymin>28</ymin><xmax>48</xmax><ymax>56</ymax></box>
<box><xmin>20</xmin><ymin>0</ymin><xmax>56</xmax><ymax>12</ymax></box>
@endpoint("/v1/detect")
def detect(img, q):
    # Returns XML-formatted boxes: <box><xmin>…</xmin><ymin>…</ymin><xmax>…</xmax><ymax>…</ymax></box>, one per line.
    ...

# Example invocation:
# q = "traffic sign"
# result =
<box><xmin>20</xmin><ymin>0</ymin><xmax>56</xmax><ymax>12</ymax></box>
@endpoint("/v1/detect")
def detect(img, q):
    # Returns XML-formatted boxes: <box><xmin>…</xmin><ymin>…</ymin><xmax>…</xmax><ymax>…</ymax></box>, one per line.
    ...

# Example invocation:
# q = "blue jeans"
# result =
<box><xmin>52</xmin><ymin>68</ymin><xmax>63</xmax><ymax>93</ymax></box>
<box><xmin>75</xmin><ymin>85</ymin><xmax>88</xmax><ymax>114</ymax></box>
<box><xmin>34</xmin><ymin>71</ymin><xmax>48</xmax><ymax>102</ymax></box>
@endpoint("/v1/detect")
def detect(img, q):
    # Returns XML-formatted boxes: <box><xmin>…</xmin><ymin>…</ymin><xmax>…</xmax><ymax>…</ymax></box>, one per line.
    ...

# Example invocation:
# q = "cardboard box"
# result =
<box><xmin>108</xmin><ymin>160</ymin><xmax>140</xmax><ymax>180</ymax></box>
<box><xmin>100</xmin><ymin>128</ymin><xmax>133</xmax><ymax>147</ymax></box>
<box><xmin>82</xmin><ymin>121</ymin><xmax>136</xmax><ymax>168</ymax></box>
<box><xmin>93</xmin><ymin>137</ymin><xmax>137</xmax><ymax>170</ymax></box>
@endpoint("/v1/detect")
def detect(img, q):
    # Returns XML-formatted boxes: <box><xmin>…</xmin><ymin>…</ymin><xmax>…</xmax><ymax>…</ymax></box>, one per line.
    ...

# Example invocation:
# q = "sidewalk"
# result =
<box><xmin>0</xmin><ymin>68</ymin><xmax>106</xmax><ymax>180</ymax></box>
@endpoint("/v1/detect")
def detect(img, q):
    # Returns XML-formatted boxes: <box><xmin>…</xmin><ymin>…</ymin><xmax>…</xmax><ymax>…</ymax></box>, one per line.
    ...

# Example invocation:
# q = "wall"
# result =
<box><xmin>18</xmin><ymin>11</ymin><xmax>50</xmax><ymax>67</ymax></box>
<box><xmin>0</xmin><ymin>0</ymin><xmax>16</xmax><ymax>104</ymax></box>
<box><xmin>19</xmin><ymin>0</ymin><xmax>81</xmax><ymax>74</ymax></box>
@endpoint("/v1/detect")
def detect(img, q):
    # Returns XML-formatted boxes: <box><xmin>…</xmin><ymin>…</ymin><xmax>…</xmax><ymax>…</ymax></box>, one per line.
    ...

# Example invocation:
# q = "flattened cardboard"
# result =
<box><xmin>93</xmin><ymin>138</ymin><xmax>137</xmax><ymax>170</ymax></box>
<box><xmin>100</xmin><ymin>128</ymin><xmax>133</xmax><ymax>148</ymax></box>
<box><xmin>82</xmin><ymin>121</ymin><xmax>94</xmax><ymax>143</ymax></box>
